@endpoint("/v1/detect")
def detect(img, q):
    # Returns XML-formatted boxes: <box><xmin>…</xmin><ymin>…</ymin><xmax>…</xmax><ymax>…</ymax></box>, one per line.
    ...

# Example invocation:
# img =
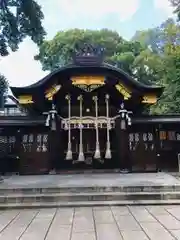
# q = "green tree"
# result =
<box><xmin>131</xmin><ymin>19</ymin><xmax>180</xmax><ymax>114</ymax></box>
<box><xmin>35</xmin><ymin>29</ymin><xmax>146</xmax><ymax>77</ymax></box>
<box><xmin>35</xmin><ymin>29</ymin><xmax>126</xmax><ymax>71</ymax></box>
<box><xmin>36</xmin><ymin>28</ymin><xmax>163</xmax><ymax>88</ymax></box>
<box><xmin>170</xmin><ymin>0</ymin><xmax>180</xmax><ymax>21</ymax></box>
<box><xmin>108</xmin><ymin>41</ymin><xmax>144</xmax><ymax>75</ymax></box>
<box><xmin>0</xmin><ymin>74</ymin><xmax>8</xmax><ymax>108</ymax></box>
<box><xmin>109</xmin><ymin>52</ymin><xmax>135</xmax><ymax>75</ymax></box>
<box><xmin>132</xmin><ymin>18</ymin><xmax>176</xmax><ymax>53</ymax></box>
<box><xmin>109</xmin><ymin>41</ymin><xmax>162</xmax><ymax>85</ymax></box>
<box><xmin>132</xmin><ymin>29</ymin><xmax>161</xmax><ymax>53</ymax></box>
<box><xmin>0</xmin><ymin>0</ymin><xmax>46</xmax><ymax>101</ymax></box>
<box><xmin>151</xmin><ymin>22</ymin><xmax>180</xmax><ymax>114</ymax></box>
<box><xmin>132</xmin><ymin>49</ymin><xmax>164</xmax><ymax>85</ymax></box>
<box><xmin>0</xmin><ymin>0</ymin><xmax>46</xmax><ymax>56</ymax></box>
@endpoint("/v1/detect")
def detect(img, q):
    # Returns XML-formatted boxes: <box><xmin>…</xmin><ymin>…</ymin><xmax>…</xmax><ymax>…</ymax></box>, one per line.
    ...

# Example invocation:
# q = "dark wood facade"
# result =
<box><xmin>0</xmin><ymin>46</ymin><xmax>179</xmax><ymax>175</ymax></box>
<box><xmin>0</xmin><ymin>115</ymin><xmax>180</xmax><ymax>174</ymax></box>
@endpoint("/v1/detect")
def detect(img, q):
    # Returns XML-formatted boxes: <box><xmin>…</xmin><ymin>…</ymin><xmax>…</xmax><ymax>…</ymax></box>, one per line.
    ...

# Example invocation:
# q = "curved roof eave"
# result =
<box><xmin>10</xmin><ymin>63</ymin><xmax>163</xmax><ymax>96</ymax></box>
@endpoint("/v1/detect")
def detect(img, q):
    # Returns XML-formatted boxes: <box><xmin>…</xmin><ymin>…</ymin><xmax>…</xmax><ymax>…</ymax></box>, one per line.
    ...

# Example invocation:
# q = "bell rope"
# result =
<box><xmin>105</xmin><ymin>94</ymin><xmax>112</xmax><ymax>159</ymax></box>
<box><xmin>77</xmin><ymin>95</ymin><xmax>85</xmax><ymax>162</ymax></box>
<box><xmin>93</xmin><ymin>96</ymin><xmax>101</xmax><ymax>159</ymax></box>
<box><xmin>65</xmin><ymin>95</ymin><xmax>72</xmax><ymax>160</ymax></box>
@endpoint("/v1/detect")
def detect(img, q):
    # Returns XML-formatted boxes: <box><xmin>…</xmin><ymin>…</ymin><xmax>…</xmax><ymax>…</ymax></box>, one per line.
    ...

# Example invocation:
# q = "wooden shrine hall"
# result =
<box><xmin>0</xmin><ymin>44</ymin><xmax>180</xmax><ymax>175</ymax></box>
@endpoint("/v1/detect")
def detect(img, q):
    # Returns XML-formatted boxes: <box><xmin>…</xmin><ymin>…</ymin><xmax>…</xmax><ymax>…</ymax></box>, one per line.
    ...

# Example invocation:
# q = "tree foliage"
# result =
<box><xmin>0</xmin><ymin>74</ymin><xmax>8</xmax><ymax>108</ymax></box>
<box><xmin>0</xmin><ymin>0</ymin><xmax>46</xmax><ymax>56</ymax></box>
<box><xmin>170</xmin><ymin>0</ymin><xmax>180</xmax><ymax>21</ymax></box>
<box><xmin>35</xmin><ymin>28</ymin><xmax>160</xmax><ymax>86</ymax></box>
<box><xmin>0</xmin><ymin>74</ymin><xmax>8</xmax><ymax>94</ymax></box>
<box><xmin>35</xmin><ymin>29</ymin><xmax>125</xmax><ymax>71</ymax></box>
<box><xmin>132</xmin><ymin>18</ymin><xmax>176</xmax><ymax>53</ymax></box>
<box><xmin>35</xmin><ymin>21</ymin><xmax>180</xmax><ymax>114</ymax></box>
<box><xmin>0</xmin><ymin>0</ymin><xmax>46</xmax><ymax>99</ymax></box>
<box><xmin>129</xmin><ymin>19</ymin><xmax>180</xmax><ymax>114</ymax></box>
<box><xmin>132</xmin><ymin>49</ymin><xmax>164</xmax><ymax>85</ymax></box>
<box><xmin>151</xmin><ymin>22</ymin><xmax>180</xmax><ymax>114</ymax></box>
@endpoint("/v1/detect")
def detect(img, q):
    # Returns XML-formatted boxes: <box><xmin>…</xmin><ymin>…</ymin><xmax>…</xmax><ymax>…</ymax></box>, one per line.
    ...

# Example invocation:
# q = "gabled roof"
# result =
<box><xmin>10</xmin><ymin>63</ymin><xmax>163</xmax><ymax>97</ymax></box>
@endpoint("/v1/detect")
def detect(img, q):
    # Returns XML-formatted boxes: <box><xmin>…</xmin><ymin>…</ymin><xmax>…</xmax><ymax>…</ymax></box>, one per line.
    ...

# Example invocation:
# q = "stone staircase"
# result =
<box><xmin>1</xmin><ymin>184</ymin><xmax>180</xmax><ymax>209</ymax></box>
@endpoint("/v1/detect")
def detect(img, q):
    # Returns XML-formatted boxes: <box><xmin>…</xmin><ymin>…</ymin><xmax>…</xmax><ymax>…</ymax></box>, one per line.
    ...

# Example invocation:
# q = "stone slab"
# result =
<box><xmin>143</xmin><ymin>228</ymin><xmax>175</xmax><ymax>240</ymax></box>
<box><xmin>0</xmin><ymin>206</ymin><xmax>180</xmax><ymax>239</ymax></box>
<box><xmin>0</xmin><ymin>173</ymin><xmax>179</xmax><ymax>190</ymax></box>
<box><xmin>111</xmin><ymin>206</ymin><xmax>130</xmax><ymax>216</ymax></box>
<box><xmin>71</xmin><ymin>232</ymin><xmax>96</xmax><ymax>240</ymax></box>
<box><xmin>94</xmin><ymin>210</ymin><xmax>114</xmax><ymax>224</ymax></box>
<box><xmin>116</xmin><ymin>215</ymin><xmax>141</xmax><ymax>231</ymax></box>
<box><xmin>121</xmin><ymin>230</ymin><xmax>149</xmax><ymax>240</ymax></box>
<box><xmin>96</xmin><ymin>223</ymin><xmax>123</xmax><ymax>240</ymax></box>
<box><xmin>129</xmin><ymin>207</ymin><xmax>157</xmax><ymax>222</ymax></box>
<box><xmin>155</xmin><ymin>215</ymin><xmax>180</xmax><ymax>230</ymax></box>
<box><xmin>0</xmin><ymin>210</ymin><xmax>20</xmax><ymax>232</ymax></box>
<box><xmin>0</xmin><ymin>210</ymin><xmax>38</xmax><ymax>240</ymax></box>
<box><xmin>46</xmin><ymin>224</ymin><xmax>71</xmax><ymax>240</ymax></box>
<box><xmin>170</xmin><ymin>230</ymin><xmax>180</xmax><ymax>240</ymax></box>
<box><xmin>73</xmin><ymin>207</ymin><xmax>94</xmax><ymax>233</ymax></box>
<box><xmin>19</xmin><ymin>209</ymin><xmax>56</xmax><ymax>240</ymax></box>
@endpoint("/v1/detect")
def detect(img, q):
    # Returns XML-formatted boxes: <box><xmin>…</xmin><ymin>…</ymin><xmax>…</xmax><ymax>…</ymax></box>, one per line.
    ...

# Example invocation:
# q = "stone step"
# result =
<box><xmin>0</xmin><ymin>185</ymin><xmax>180</xmax><ymax>194</ymax></box>
<box><xmin>1</xmin><ymin>191</ymin><xmax>180</xmax><ymax>204</ymax></box>
<box><xmin>1</xmin><ymin>199</ymin><xmax>180</xmax><ymax>209</ymax></box>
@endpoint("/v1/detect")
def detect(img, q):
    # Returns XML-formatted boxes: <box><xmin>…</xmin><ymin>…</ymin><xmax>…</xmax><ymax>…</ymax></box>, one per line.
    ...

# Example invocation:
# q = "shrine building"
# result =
<box><xmin>0</xmin><ymin>44</ymin><xmax>179</xmax><ymax>175</ymax></box>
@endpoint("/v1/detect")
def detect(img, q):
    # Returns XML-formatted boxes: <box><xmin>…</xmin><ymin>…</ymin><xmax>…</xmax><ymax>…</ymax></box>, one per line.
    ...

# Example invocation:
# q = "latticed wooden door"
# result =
<box><xmin>20</xmin><ymin>131</ymin><xmax>49</xmax><ymax>174</ymax></box>
<box><xmin>0</xmin><ymin>134</ymin><xmax>17</xmax><ymax>174</ymax></box>
<box><xmin>129</xmin><ymin>131</ymin><xmax>156</xmax><ymax>171</ymax></box>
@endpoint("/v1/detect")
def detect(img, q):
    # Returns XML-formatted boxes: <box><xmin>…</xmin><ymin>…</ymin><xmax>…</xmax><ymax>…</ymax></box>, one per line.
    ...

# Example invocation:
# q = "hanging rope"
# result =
<box><xmin>93</xmin><ymin>96</ymin><xmax>101</xmax><ymax>159</ymax></box>
<box><xmin>105</xmin><ymin>94</ymin><xmax>112</xmax><ymax>159</ymax></box>
<box><xmin>77</xmin><ymin>95</ymin><xmax>85</xmax><ymax>162</ymax></box>
<box><xmin>65</xmin><ymin>94</ymin><xmax>72</xmax><ymax>160</ymax></box>
<box><xmin>44</xmin><ymin>104</ymin><xmax>57</xmax><ymax>131</ymax></box>
<box><xmin>51</xmin><ymin>104</ymin><xmax>57</xmax><ymax>131</ymax></box>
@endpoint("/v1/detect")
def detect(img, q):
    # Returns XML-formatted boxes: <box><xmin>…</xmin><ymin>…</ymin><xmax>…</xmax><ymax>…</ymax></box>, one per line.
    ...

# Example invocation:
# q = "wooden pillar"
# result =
<box><xmin>48</xmin><ymin>130</ymin><xmax>55</xmax><ymax>171</ymax></box>
<box><xmin>48</xmin><ymin>118</ymin><xmax>64</xmax><ymax>171</ymax></box>
<box><xmin>155</xmin><ymin>124</ymin><xmax>161</xmax><ymax>171</ymax></box>
<box><xmin>115</xmin><ymin>118</ymin><xmax>130</xmax><ymax>170</ymax></box>
<box><xmin>14</xmin><ymin>128</ymin><xmax>22</xmax><ymax>173</ymax></box>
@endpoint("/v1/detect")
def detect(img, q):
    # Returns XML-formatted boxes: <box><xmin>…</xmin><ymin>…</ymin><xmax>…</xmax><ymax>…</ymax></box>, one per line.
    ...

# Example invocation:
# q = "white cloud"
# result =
<box><xmin>154</xmin><ymin>0</ymin><xmax>174</xmax><ymax>17</ymax></box>
<box><xmin>58</xmin><ymin>0</ymin><xmax>140</xmax><ymax>21</ymax></box>
<box><xmin>0</xmin><ymin>38</ymin><xmax>49</xmax><ymax>87</ymax></box>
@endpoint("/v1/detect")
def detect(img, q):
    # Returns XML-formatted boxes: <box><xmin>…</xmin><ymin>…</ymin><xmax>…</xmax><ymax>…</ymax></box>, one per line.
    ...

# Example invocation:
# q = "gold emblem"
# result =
<box><xmin>115</xmin><ymin>83</ymin><xmax>131</xmax><ymax>100</ymax></box>
<box><xmin>45</xmin><ymin>84</ymin><xmax>61</xmax><ymax>100</ymax></box>
<box><xmin>18</xmin><ymin>95</ymin><xmax>34</xmax><ymax>104</ymax></box>
<box><xmin>71</xmin><ymin>76</ymin><xmax>104</xmax><ymax>92</ymax></box>
<box><xmin>142</xmin><ymin>95</ymin><xmax>157</xmax><ymax>104</ymax></box>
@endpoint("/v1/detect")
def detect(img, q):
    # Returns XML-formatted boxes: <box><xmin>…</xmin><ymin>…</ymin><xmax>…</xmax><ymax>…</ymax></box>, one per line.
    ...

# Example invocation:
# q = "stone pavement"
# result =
<box><xmin>1</xmin><ymin>172</ymin><xmax>179</xmax><ymax>189</ymax></box>
<box><xmin>1</xmin><ymin>206</ymin><xmax>180</xmax><ymax>239</ymax></box>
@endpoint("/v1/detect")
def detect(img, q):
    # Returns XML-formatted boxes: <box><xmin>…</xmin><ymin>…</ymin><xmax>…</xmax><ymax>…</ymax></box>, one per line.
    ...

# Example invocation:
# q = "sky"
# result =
<box><xmin>0</xmin><ymin>0</ymin><xmax>175</xmax><ymax>88</ymax></box>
